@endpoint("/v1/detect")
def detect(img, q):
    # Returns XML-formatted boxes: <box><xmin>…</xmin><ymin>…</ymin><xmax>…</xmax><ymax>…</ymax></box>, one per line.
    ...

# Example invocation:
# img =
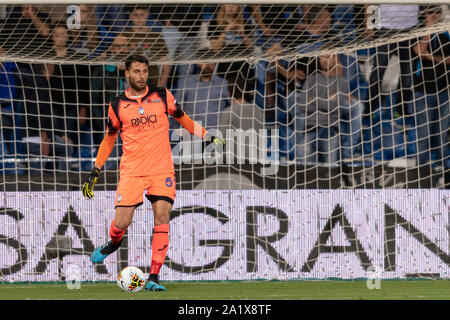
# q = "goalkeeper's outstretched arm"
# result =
<box><xmin>167</xmin><ymin>88</ymin><xmax>224</xmax><ymax>145</ymax></box>
<box><xmin>175</xmin><ymin>114</ymin><xmax>225</xmax><ymax>146</ymax></box>
<box><xmin>175</xmin><ymin>113</ymin><xmax>207</xmax><ymax>139</ymax></box>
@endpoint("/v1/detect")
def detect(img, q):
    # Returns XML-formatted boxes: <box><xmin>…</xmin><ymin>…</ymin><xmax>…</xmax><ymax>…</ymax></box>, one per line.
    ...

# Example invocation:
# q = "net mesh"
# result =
<box><xmin>0</xmin><ymin>4</ymin><xmax>449</xmax><ymax>283</ymax></box>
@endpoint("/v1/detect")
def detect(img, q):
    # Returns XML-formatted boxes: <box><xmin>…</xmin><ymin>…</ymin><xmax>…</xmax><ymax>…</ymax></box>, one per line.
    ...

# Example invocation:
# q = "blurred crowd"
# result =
<box><xmin>0</xmin><ymin>4</ymin><xmax>448</xmax><ymax>173</ymax></box>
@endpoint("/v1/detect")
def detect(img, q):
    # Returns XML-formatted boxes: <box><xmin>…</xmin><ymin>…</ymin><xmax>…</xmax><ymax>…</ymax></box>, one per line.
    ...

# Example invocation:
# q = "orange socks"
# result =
<box><xmin>110</xmin><ymin>221</ymin><xmax>169</xmax><ymax>275</ymax></box>
<box><xmin>150</xmin><ymin>224</ymin><xmax>169</xmax><ymax>275</ymax></box>
<box><xmin>109</xmin><ymin>219</ymin><xmax>125</xmax><ymax>245</ymax></box>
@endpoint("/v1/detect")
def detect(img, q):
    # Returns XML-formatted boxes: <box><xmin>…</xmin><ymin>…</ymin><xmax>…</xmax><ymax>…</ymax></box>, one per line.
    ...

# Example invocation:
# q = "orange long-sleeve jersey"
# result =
<box><xmin>94</xmin><ymin>85</ymin><xmax>207</xmax><ymax>177</ymax></box>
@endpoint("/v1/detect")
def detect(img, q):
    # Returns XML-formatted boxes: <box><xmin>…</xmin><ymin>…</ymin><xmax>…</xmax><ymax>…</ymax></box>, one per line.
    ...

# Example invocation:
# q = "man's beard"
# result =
<box><xmin>200</xmin><ymin>68</ymin><xmax>214</xmax><ymax>79</ymax></box>
<box><xmin>130</xmin><ymin>79</ymin><xmax>146</xmax><ymax>91</ymax></box>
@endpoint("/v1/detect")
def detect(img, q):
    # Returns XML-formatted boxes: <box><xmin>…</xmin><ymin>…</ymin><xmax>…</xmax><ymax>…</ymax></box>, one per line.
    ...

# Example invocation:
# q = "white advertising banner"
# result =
<box><xmin>0</xmin><ymin>190</ymin><xmax>449</xmax><ymax>281</ymax></box>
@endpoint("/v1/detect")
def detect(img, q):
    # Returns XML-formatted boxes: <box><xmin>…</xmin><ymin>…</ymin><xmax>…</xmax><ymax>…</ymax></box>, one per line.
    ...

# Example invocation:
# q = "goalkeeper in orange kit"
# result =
<box><xmin>82</xmin><ymin>54</ymin><xmax>224</xmax><ymax>291</ymax></box>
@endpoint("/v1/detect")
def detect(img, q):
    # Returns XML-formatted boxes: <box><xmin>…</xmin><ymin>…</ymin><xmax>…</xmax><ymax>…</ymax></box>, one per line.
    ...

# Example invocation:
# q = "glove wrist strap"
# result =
<box><xmin>204</xmin><ymin>132</ymin><xmax>212</xmax><ymax>142</ymax></box>
<box><xmin>91</xmin><ymin>167</ymin><xmax>101</xmax><ymax>177</ymax></box>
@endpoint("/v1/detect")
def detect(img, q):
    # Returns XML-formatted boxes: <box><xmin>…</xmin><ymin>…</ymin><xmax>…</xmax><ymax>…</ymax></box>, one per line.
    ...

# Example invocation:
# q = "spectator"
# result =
<box><xmin>95</xmin><ymin>5</ymin><xmax>128</xmax><ymax>33</ymax></box>
<box><xmin>294</xmin><ymin>53</ymin><xmax>362</xmax><ymax>164</ymax></box>
<box><xmin>91</xmin><ymin>33</ymin><xmax>131</xmax><ymax>144</ymax></box>
<box><xmin>208</xmin><ymin>5</ymin><xmax>254</xmax><ymax>83</ymax></box>
<box><xmin>410</xmin><ymin>5</ymin><xmax>449</xmax><ymax>166</ymax></box>
<box><xmin>0</xmin><ymin>5</ymin><xmax>51</xmax><ymax>55</ymax></box>
<box><xmin>149</xmin><ymin>5</ymin><xmax>206</xmax><ymax>86</ymax></box>
<box><xmin>218</xmin><ymin>76</ymin><xmax>265</xmax><ymax>164</ymax></box>
<box><xmin>265</xmin><ymin>6</ymin><xmax>336</xmax><ymax>110</ymax></box>
<box><xmin>15</xmin><ymin>62</ymin><xmax>70</xmax><ymax>172</ymax></box>
<box><xmin>36</xmin><ymin>4</ymin><xmax>66</xmax><ymax>25</ymax></box>
<box><xmin>364</xmin><ymin>4</ymin><xmax>419</xmax><ymax>119</ymax></box>
<box><xmin>257</xmin><ymin>6</ymin><xmax>336</xmax><ymax>160</ymax></box>
<box><xmin>20</xmin><ymin>5</ymin><xmax>50</xmax><ymax>37</ymax></box>
<box><xmin>252</xmin><ymin>5</ymin><xmax>307</xmax><ymax>50</ymax></box>
<box><xmin>252</xmin><ymin>5</ymin><xmax>305</xmax><ymax>36</ymax></box>
<box><xmin>67</xmin><ymin>4</ymin><xmax>114</xmax><ymax>58</ymax></box>
<box><xmin>148</xmin><ymin>6</ymin><xmax>182</xmax><ymax>62</ymax></box>
<box><xmin>100</xmin><ymin>33</ymin><xmax>131</xmax><ymax>62</ymax></box>
<box><xmin>175</xmin><ymin>48</ymin><xmax>230</xmax><ymax>129</ymax></box>
<box><xmin>0</xmin><ymin>48</ymin><xmax>17</xmax><ymax>149</ymax></box>
<box><xmin>289</xmin><ymin>5</ymin><xmax>337</xmax><ymax>73</ymax></box>
<box><xmin>302</xmin><ymin>5</ymin><xmax>336</xmax><ymax>45</ymax></box>
<box><xmin>45</xmin><ymin>24</ymin><xmax>92</xmax><ymax>167</ymax></box>
<box><xmin>219</xmin><ymin>76</ymin><xmax>264</xmax><ymax>131</ymax></box>
<box><xmin>122</xmin><ymin>6</ymin><xmax>171</xmax><ymax>87</ymax></box>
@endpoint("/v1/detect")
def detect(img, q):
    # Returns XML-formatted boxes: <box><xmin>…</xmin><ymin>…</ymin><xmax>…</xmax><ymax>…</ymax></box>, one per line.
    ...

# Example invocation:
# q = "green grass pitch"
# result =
<box><xmin>1</xmin><ymin>280</ymin><xmax>449</xmax><ymax>300</ymax></box>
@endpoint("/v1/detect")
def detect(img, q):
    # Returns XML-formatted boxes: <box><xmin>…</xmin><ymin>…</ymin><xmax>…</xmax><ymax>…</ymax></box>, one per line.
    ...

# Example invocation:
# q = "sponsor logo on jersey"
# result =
<box><xmin>151</xmin><ymin>99</ymin><xmax>161</xmax><ymax>103</ymax></box>
<box><xmin>117</xmin><ymin>194</ymin><xmax>122</xmax><ymax>202</ymax></box>
<box><xmin>130</xmin><ymin>114</ymin><xmax>157</xmax><ymax>127</ymax></box>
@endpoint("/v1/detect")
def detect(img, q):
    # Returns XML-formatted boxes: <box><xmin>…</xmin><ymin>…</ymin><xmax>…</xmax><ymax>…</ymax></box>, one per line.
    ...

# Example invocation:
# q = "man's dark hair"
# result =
<box><xmin>305</xmin><ymin>5</ymin><xmax>330</xmax><ymax>24</ymax></box>
<box><xmin>51</xmin><ymin>22</ymin><xmax>68</xmax><ymax>33</ymax></box>
<box><xmin>125</xmin><ymin>54</ymin><xmax>149</xmax><ymax>70</ymax></box>
<box><xmin>421</xmin><ymin>5</ymin><xmax>442</xmax><ymax>15</ymax></box>
<box><xmin>126</xmin><ymin>5</ymin><xmax>149</xmax><ymax>13</ymax></box>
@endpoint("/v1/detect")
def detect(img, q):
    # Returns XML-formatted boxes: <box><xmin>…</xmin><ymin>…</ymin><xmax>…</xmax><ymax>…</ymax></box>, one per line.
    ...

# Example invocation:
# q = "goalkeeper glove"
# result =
<box><xmin>82</xmin><ymin>167</ymin><xmax>100</xmax><ymax>199</ymax></box>
<box><xmin>205</xmin><ymin>132</ymin><xmax>225</xmax><ymax>148</ymax></box>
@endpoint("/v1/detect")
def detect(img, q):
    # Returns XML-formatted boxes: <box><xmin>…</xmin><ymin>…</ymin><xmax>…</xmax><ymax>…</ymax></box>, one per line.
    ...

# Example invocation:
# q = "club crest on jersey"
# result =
<box><xmin>139</xmin><ymin>107</ymin><xmax>144</xmax><ymax>115</ymax></box>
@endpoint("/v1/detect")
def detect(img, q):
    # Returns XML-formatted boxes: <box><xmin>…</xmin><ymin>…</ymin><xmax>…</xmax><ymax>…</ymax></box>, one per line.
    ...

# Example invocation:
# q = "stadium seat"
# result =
<box><xmin>406</xmin><ymin>127</ymin><xmax>418</xmax><ymax>156</ymax></box>
<box><xmin>340</xmin><ymin>53</ymin><xmax>368</xmax><ymax>102</ymax></box>
<box><xmin>0</xmin><ymin>130</ymin><xmax>5</xmax><ymax>173</ymax></box>
<box><xmin>370</xmin><ymin>121</ymin><xmax>406</xmax><ymax>161</ymax></box>
<box><xmin>0</xmin><ymin>132</ymin><xmax>25</xmax><ymax>175</ymax></box>
<box><xmin>254</xmin><ymin>60</ymin><xmax>268</xmax><ymax>110</ymax></box>
<box><xmin>4</xmin><ymin>100</ymin><xmax>25</xmax><ymax>174</ymax></box>
<box><xmin>78</xmin><ymin>130</ymin><xmax>95</xmax><ymax>172</ymax></box>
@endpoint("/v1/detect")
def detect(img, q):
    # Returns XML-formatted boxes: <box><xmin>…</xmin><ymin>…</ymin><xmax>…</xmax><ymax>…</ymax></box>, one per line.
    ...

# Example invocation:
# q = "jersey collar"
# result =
<box><xmin>124</xmin><ymin>85</ymin><xmax>149</xmax><ymax>104</ymax></box>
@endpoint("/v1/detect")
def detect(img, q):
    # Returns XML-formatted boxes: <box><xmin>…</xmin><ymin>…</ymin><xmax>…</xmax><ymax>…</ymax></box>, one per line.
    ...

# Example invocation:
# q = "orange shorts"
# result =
<box><xmin>114</xmin><ymin>174</ymin><xmax>176</xmax><ymax>207</ymax></box>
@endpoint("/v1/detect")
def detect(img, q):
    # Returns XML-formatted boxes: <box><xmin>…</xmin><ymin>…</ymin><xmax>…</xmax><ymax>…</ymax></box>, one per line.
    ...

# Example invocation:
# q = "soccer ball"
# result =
<box><xmin>117</xmin><ymin>266</ymin><xmax>146</xmax><ymax>292</ymax></box>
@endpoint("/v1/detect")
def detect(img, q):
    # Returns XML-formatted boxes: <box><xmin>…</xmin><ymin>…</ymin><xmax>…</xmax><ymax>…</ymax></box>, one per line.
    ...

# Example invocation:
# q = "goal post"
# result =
<box><xmin>0</xmin><ymin>3</ymin><xmax>449</xmax><ymax>283</ymax></box>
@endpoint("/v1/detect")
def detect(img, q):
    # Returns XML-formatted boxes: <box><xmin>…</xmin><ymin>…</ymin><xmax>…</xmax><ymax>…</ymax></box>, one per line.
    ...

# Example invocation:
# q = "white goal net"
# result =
<box><xmin>0</xmin><ymin>3</ymin><xmax>449</xmax><ymax>282</ymax></box>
